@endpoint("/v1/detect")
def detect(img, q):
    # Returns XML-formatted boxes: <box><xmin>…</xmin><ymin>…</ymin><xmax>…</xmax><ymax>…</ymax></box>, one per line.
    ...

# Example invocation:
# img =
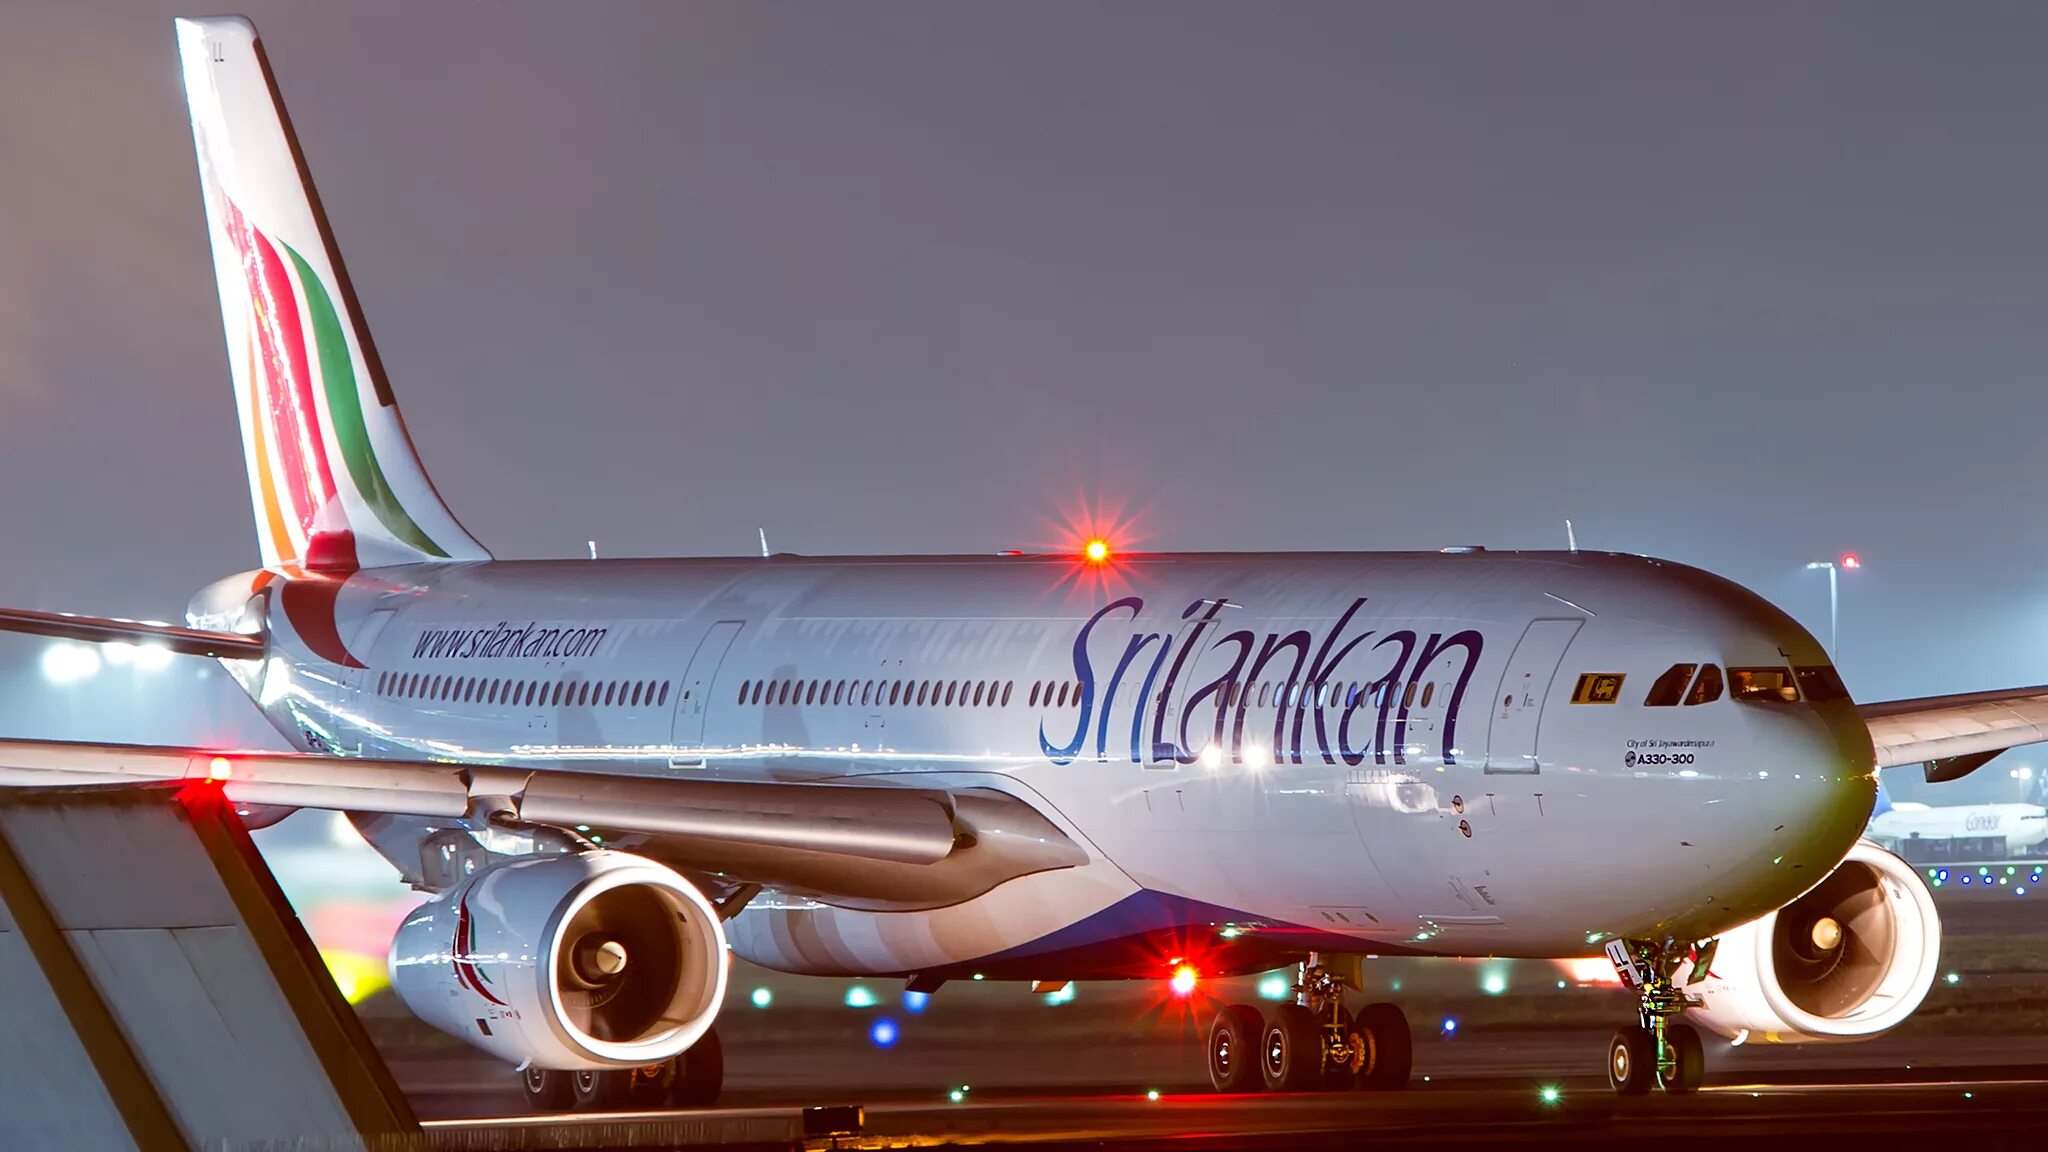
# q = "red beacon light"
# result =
<box><xmin>1169</xmin><ymin>965</ymin><xmax>1198</xmax><ymax>998</ymax></box>
<box><xmin>1084</xmin><ymin>539</ymin><xmax>1111</xmax><ymax>564</ymax></box>
<box><xmin>206</xmin><ymin>756</ymin><xmax>233</xmax><ymax>782</ymax></box>
<box><xmin>1840</xmin><ymin>554</ymin><xmax>1861</xmax><ymax>570</ymax></box>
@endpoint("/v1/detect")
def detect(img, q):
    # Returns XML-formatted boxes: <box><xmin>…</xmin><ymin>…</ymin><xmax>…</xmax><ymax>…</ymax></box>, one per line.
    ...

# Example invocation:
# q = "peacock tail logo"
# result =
<box><xmin>451</xmin><ymin>892</ymin><xmax>509</xmax><ymax>1007</ymax></box>
<box><xmin>217</xmin><ymin>191</ymin><xmax>461</xmax><ymax>573</ymax></box>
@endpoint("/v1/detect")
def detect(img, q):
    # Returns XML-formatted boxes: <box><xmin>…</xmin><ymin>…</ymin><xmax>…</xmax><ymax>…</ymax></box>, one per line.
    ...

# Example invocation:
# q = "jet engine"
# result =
<box><xmin>390</xmin><ymin>851</ymin><xmax>728</xmax><ymax>1070</ymax></box>
<box><xmin>1684</xmin><ymin>839</ymin><xmax>1940</xmax><ymax>1044</ymax></box>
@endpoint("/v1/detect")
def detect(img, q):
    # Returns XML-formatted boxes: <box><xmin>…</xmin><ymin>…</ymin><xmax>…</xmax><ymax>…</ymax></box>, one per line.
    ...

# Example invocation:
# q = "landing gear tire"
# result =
<box><xmin>571</xmin><ymin>1068</ymin><xmax>636</xmax><ymax>1112</ymax></box>
<box><xmin>1261</xmin><ymin>1002</ymin><xmax>1323</xmax><ymax>1093</ymax></box>
<box><xmin>1207</xmin><ymin>1004</ymin><xmax>1266</xmax><ymax>1093</ymax></box>
<box><xmin>1657</xmin><ymin>1022</ymin><xmax>1704</xmax><ymax>1094</ymax></box>
<box><xmin>521</xmin><ymin>1067</ymin><xmax>573</xmax><ymax>1112</ymax></box>
<box><xmin>1608</xmin><ymin>1026</ymin><xmax>1656</xmax><ymax>1096</ymax></box>
<box><xmin>669</xmin><ymin>1027</ymin><xmax>724</xmax><ymax>1108</ymax></box>
<box><xmin>1353</xmin><ymin>1002</ymin><xmax>1412</xmax><ymax>1091</ymax></box>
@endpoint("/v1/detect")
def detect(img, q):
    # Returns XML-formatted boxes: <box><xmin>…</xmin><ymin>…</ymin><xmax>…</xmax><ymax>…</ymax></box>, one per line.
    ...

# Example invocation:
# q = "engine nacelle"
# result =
<box><xmin>390</xmin><ymin>851</ymin><xmax>727</xmax><ymax>1071</ymax></box>
<box><xmin>1684</xmin><ymin>839</ymin><xmax>1940</xmax><ymax>1044</ymax></box>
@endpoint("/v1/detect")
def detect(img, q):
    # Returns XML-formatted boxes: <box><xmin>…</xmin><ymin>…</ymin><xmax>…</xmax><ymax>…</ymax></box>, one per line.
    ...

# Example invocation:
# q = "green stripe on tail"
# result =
<box><xmin>283</xmin><ymin>242</ymin><xmax>451</xmax><ymax>559</ymax></box>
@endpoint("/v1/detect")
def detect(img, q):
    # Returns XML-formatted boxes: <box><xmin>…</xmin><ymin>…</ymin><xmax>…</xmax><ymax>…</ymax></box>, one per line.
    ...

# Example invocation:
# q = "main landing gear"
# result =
<box><xmin>1206</xmin><ymin>954</ymin><xmax>1411</xmax><ymax>1094</ymax></box>
<box><xmin>519</xmin><ymin>1027</ymin><xmax>724</xmax><ymax>1113</ymax></box>
<box><xmin>1604</xmin><ymin>938</ymin><xmax>1709</xmax><ymax>1096</ymax></box>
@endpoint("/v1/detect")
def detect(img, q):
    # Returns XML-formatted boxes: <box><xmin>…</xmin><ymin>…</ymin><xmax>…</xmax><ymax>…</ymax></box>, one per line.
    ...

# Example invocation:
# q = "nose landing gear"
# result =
<box><xmin>1205</xmin><ymin>954</ymin><xmax>1411</xmax><ymax>1094</ymax></box>
<box><xmin>1604</xmin><ymin>938</ymin><xmax>1711</xmax><ymax>1095</ymax></box>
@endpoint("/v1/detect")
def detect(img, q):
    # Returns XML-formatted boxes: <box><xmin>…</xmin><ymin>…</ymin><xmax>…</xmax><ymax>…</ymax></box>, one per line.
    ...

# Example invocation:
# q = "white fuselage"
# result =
<box><xmin>195</xmin><ymin>549</ymin><xmax>1875</xmax><ymax>980</ymax></box>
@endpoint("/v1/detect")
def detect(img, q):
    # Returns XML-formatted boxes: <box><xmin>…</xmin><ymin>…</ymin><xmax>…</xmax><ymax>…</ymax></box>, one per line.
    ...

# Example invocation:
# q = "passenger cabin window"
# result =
<box><xmin>1644</xmin><ymin>664</ymin><xmax>1697</xmax><ymax>708</ymax></box>
<box><xmin>1420</xmin><ymin>682</ymin><xmax>1435</xmax><ymax>709</ymax></box>
<box><xmin>1729</xmin><ymin>667</ymin><xmax>1800</xmax><ymax>703</ymax></box>
<box><xmin>1684</xmin><ymin>664</ymin><xmax>1724</xmax><ymax>706</ymax></box>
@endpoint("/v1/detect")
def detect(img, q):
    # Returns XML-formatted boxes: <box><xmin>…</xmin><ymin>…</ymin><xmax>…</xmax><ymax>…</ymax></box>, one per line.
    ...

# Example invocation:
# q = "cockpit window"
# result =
<box><xmin>1684</xmin><ymin>663</ymin><xmax>1724</xmax><ymax>706</ymax></box>
<box><xmin>1729</xmin><ymin>666</ymin><xmax>1800</xmax><ymax>703</ymax></box>
<box><xmin>1795</xmin><ymin>666</ymin><xmax>1849</xmax><ymax>703</ymax></box>
<box><xmin>1644</xmin><ymin>664</ymin><xmax>1697</xmax><ymax>707</ymax></box>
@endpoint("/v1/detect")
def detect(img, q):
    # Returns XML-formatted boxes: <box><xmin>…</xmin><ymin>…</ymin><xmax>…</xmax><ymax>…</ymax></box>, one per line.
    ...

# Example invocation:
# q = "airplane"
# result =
<box><xmin>1865</xmin><ymin>779</ymin><xmax>2048</xmax><ymax>859</ymax></box>
<box><xmin>5</xmin><ymin>12</ymin><xmax>2048</xmax><ymax>1109</ymax></box>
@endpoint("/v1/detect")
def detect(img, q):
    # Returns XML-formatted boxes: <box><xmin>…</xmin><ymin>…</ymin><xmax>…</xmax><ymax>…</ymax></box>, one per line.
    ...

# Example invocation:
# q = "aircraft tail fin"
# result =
<box><xmin>175</xmin><ymin>16</ymin><xmax>489</xmax><ymax>571</ymax></box>
<box><xmin>1872</xmin><ymin>777</ymin><xmax>1894</xmax><ymax>820</ymax></box>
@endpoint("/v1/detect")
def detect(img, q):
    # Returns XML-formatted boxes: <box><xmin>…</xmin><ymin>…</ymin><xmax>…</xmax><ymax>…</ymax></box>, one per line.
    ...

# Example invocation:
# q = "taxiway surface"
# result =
<box><xmin>421</xmin><ymin>1072</ymin><xmax>2048</xmax><ymax>1149</ymax></box>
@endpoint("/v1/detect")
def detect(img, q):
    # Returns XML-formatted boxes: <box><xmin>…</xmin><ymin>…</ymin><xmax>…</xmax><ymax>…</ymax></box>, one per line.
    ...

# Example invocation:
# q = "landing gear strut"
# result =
<box><xmin>1604</xmin><ymin>938</ymin><xmax>1709</xmax><ymax>1095</ymax></box>
<box><xmin>1205</xmin><ymin>954</ymin><xmax>1410</xmax><ymax>1094</ymax></box>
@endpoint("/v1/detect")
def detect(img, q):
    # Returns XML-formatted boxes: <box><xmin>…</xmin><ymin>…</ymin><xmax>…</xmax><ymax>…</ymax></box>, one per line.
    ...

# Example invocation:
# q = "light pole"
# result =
<box><xmin>1805</xmin><ymin>555</ymin><xmax>1860</xmax><ymax>657</ymax></box>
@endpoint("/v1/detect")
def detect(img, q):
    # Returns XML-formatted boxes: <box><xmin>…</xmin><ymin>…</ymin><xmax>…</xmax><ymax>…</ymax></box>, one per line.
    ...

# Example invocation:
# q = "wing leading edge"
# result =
<box><xmin>0</xmin><ymin>607</ymin><xmax>262</xmax><ymax>659</ymax></box>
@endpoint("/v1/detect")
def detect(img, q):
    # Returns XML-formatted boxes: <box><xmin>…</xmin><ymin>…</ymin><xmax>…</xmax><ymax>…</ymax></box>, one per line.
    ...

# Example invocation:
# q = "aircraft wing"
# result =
<box><xmin>1861</xmin><ymin>685</ymin><xmax>2048</xmax><ymax>780</ymax></box>
<box><xmin>0</xmin><ymin>607</ymin><xmax>262</xmax><ymax>659</ymax></box>
<box><xmin>0</xmin><ymin>737</ymin><xmax>1086</xmax><ymax>898</ymax></box>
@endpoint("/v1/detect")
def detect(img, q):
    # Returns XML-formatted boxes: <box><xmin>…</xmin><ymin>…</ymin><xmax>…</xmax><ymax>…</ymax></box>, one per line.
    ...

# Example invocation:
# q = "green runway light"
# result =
<box><xmin>949</xmin><ymin>1089</ymin><xmax>965</xmax><ymax>1103</ymax></box>
<box><xmin>1257</xmin><ymin>973</ymin><xmax>1291</xmax><ymax>1000</ymax></box>
<box><xmin>1557</xmin><ymin>980</ymin><xmax>1567</xmax><ymax>989</ymax></box>
<box><xmin>750</xmin><ymin>987</ymin><xmax>772</xmax><ymax>1008</ymax></box>
<box><xmin>1540</xmin><ymin>1085</ymin><xmax>1561</xmax><ymax>1105</ymax></box>
<box><xmin>1147</xmin><ymin>1090</ymin><xmax>1161</xmax><ymax>1101</ymax></box>
<box><xmin>972</xmin><ymin>973</ymin><xmax>986</xmax><ymax>981</ymax></box>
<box><xmin>1945</xmin><ymin>972</ymin><xmax>1961</xmax><ymax>985</ymax></box>
<box><xmin>844</xmin><ymin>985</ymin><xmax>878</xmax><ymax>1008</ymax></box>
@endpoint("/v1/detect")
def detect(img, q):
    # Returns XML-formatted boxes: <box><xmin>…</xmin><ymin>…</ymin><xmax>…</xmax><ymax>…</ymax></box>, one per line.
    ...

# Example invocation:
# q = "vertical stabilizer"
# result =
<box><xmin>176</xmin><ymin>16</ymin><xmax>489</xmax><ymax>570</ymax></box>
